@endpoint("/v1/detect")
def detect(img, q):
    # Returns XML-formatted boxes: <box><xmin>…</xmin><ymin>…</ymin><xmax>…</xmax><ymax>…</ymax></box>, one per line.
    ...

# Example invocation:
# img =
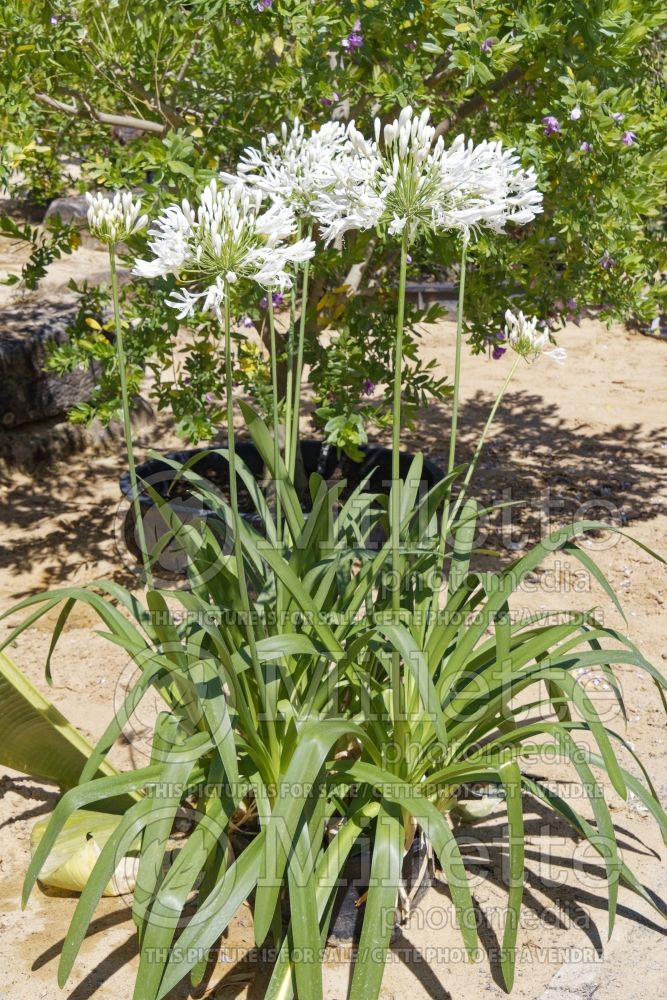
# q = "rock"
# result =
<box><xmin>0</xmin><ymin>402</ymin><xmax>153</xmax><ymax>474</ymax></box>
<box><xmin>44</xmin><ymin>195</ymin><xmax>108</xmax><ymax>248</ymax></box>
<box><xmin>0</xmin><ymin>299</ymin><xmax>97</xmax><ymax>428</ymax></box>
<box><xmin>43</xmin><ymin>195</ymin><xmax>90</xmax><ymax>227</ymax></box>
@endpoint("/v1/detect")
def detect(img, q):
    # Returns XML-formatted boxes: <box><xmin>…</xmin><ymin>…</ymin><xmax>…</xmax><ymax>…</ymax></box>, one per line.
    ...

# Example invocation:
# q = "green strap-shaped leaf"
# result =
<box><xmin>522</xmin><ymin>776</ymin><xmax>665</xmax><ymax>921</ymax></box>
<box><xmin>156</xmin><ymin>830</ymin><xmax>267</xmax><ymax>999</ymax></box>
<box><xmin>497</xmin><ymin>760</ymin><xmax>524</xmax><ymax>991</ymax></box>
<box><xmin>253</xmin><ymin>718</ymin><xmax>373</xmax><ymax>944</ymax></box>
<box><xmin>287</xmin><ymin>816</ymin><xmax>323</xmax><ymax>1000</ymax></box>
<box><xmin>238</xmin><ymin>400</ymin><xmax>305</xmax><ymax>538</ymax></box>
<box><xmin>349</xmin><ymin>804</ymin><xmax>403</xmax><ymax>1000</ymax></box>
<box><xmin>373</xmin><ymin>622</ymin><xmax>449</xmax><ymax>747</ymax></box>
<box><xmin>0</xmin><ymin>650</ymin><xmax>121</xmax><ymax>792</ymax></box>
<box><xmin>23</xmin><ymin>764</ymin><xmax>164</xmax><ymax>906</ymax></box>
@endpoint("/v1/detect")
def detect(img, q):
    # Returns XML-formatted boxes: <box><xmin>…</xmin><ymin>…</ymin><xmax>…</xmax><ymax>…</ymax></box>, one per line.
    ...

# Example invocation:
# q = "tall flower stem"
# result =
<box><xmin>390</xmin><ymin>230</ymin><xmax>410</xmax><ymax>745</ymax></box>
<box><xmin>449</xmin><ymin>354</ymin><xmax>520</xmax><ymax>526</ymax></box>
<box><xmin>109</xmin><ymin>247</ymin><xmax>153</xmax><ymax>588</ymax></box>
<box><xmin>223</xmin><ymin>296</ymin><xmax>277</xmax><ymax>764</ymax></box>
<box><xmin>288</xmin><ymin>223</ymin><xmax>313</xmax><ymax>482</ymax></box>
<box><xmin>268</xmin><ymin>295</ymin><xmax>283</xmax><ymax>544</ymax></box>
<box><xmin>429</xmin><ymin>242</ymin><xmax>467</xmax><ymax>621</ymax></box>
<box><xmin>283</xmin><ymin>222</ymin><xmax>302</xmax><ymax>482</ymax></box>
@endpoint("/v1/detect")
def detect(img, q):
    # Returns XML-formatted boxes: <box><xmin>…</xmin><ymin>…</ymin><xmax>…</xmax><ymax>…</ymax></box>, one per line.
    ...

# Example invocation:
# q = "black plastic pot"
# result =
<box><xmin>327</xmin><ymin>833</ymin><xmax>433</xmax><ymax>945</ymax></box>
<box><xmin>119</xmin><ymin>440</ymin><xmax>443</xmax><ymax>578</ymax></box>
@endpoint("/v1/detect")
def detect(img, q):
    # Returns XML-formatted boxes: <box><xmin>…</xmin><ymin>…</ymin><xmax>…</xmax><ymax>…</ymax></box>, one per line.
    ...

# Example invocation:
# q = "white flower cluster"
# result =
<box><xmin>313</xmin><ymin>106</ymin><xmax>543</xmax><ymax>245</ymax></box>
<box><xmin>133</xmin><ymin>179</ymin><xmax>315</xmax><ymax>318</ymax></box>
<box><xmin>504</xmin><ymin>309</ymin><xmax>567</xmax><ymax>363</ymax></box>
<box><xmin>225</xmin><ymin>118</ymin><xmax>350</xmax><ymax>220</ymax></box>
<box><xmin>131</xmin><ymin>107</ymin><xmax>544</xmax><ymax>320</ymax></box>
<box><xmin>86</xmin><ymin>190</ymin><xmax>148</xmax><ymax>245</ymax></box>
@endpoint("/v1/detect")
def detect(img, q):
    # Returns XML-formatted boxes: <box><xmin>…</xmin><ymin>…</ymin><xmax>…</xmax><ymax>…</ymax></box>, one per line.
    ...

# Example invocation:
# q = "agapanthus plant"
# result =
<box><xmin>1</xmin><ymin>108</ymin><xmax>665</xmax><ymax>1000</ymax></box>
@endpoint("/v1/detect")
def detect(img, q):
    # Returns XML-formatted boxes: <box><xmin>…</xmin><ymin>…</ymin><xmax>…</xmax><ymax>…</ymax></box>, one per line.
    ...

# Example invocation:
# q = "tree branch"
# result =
<box><xmin>35</xmin><ymin>92</ymin><xmax>167</xmax><ymax>135</ymax></box>
<box><xmin>433</xmin><ymin>65</ymin><xmax>524</xmax><ymax>138</ymax></box>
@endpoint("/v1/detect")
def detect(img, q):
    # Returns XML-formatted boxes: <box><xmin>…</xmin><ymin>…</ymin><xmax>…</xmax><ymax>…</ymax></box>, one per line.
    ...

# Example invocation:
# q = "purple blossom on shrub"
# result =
<box><xmin>362</xmin><ymin>378</ymin><xmax>375</xmax><ymax>396</ymax></box>
<box><xmin>259</xmin><ymin>294</ymin><xmax>285</xmax><ymax>311</ymax></box>
<box><xmin>205</xmin><ymin>392</ymin><xmax>216</xmax><ymax>404</ymax></box>
<box><xmin>599</xmin><ymin>250</ymin><xmax>616</xmax><ymax>270</ymax></box>
<box><xmin>570</xmin><ymin>106</ymin><xmax>582</xmax><ymax>120</ymax></box>
<box><xmin>566</xmin><ymin>298</ymin><xmax>577</xmax><ymax>310</ymax></box>
<box><xmin>542</xmin><ymin>115</ymin><xmax>560</xmax><ymax>136</ymax></box>
<box><xmin>621</xmin><ymin>130</ymin><xmax>637</xmax><ymax>146</ymax></box>
<box><xmin>256</xmin><ymin>0</ymin><xmax>273</xmax><ymax>10</ymax></box>
<box><xmin>406</xmin><ymin>39</ymin><xmax>417</xmax><ymax>51</ymax></box>
<box><xmin>491</xmin><ymin>331</ymin><xmax>507</xmax><ymax>359</ymax></box>
<box><xmin>342</xmin><ymin>19</ymin><xmax>364</xmax><ymax>50</ymax></box>
<box><xmin>321</xmin><ymin>92</ymin><xmax>339</xmax><ymax>107</ymax></box>
<box><xmin>50</xmin><ymin>15</ymin><xmax>59</xmax><ymax>25</ymax></box>
<box><xmin>580</xmin><ymin>141</ymin><xmax>591</xmax><ymax>152</ymax></box>
<box><xmin>611</xmin><ymin>112</ymin><xmax>625</xmax><ymax>122</ymax></box>
<box><xmin>241</xmin><ymin>315</ymin><xmax>255</xmax><ymax>328</ymax></box>
<box><xmin>481</xmin><ymin>37</ymin><xmax>495</xmax><ymax>53</ymax></box>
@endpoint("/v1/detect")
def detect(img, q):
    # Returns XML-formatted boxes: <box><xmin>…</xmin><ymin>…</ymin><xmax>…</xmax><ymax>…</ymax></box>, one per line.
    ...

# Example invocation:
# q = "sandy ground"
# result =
<box><xmin>0</xmin><ymin>243</ymin><xmax>666</xmax><ymax>999</ymax></box>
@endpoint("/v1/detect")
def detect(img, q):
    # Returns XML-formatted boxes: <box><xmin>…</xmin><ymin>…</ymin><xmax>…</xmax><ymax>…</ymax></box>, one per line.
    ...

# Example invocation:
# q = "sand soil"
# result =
<box><xmin>0</xmin><ymin>248</ymin><xmax>665</xmax><ymax>999</ymax></box>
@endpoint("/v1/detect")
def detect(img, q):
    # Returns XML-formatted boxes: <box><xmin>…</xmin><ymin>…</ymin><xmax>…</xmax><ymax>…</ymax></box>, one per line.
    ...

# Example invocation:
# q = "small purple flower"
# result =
<box><xmin>542</xmin><ymin>115</ymin><xmax>561</xmax><ymax>136</ymax></box>
<box><xmin>580</xmin><ymin>141</ymin><xmax>592</xmax><ymax>152</ymax></box>
<box><xmin>406</xmin><ymin>254</ymin><xmax>413</xmax><ymax>264</ymax></box>
<box><xmin>50</xmin><ymin>15</ymin><xmax>59</xmax><ymax>26</ymax></box>
<box><xmin>321</xmin><ymin>92</ymin><xmax>339</xmax><ymax>107</ymax></box>
<box><xmin>406</xmin><ymin>39</ymin><xmax>417</xmax><ymax>51</ymax></box>
<box><xmin>342</xmin><ymin>19</ymin><xmax>364</xmax><ymax>50</ymax></box>
<box><xmin>599</xmin><ymin>250</ymin><xmax>616</xmax><ymax>271</ymax></box>
<box><xmin>570</xmin><ymin>106</ymin><xmax>582</xmax><ymax>120</ymax></box>
<box><xmin>611</xmin><ymin>112</ymin><xmax>625</xmax><ymax>122</ymax></box>
<box><xmin>566</xmin><ymin>298</ymin><xmax>577</xmax><ymax>310</ymax></box>
<box><xmin>481</xmin><ymin>37</ymin><xmax>495</xmax><ymax>53</ymax></box>
<box><xmin>362</xmin><ymin>379</ymin><xmax>375</xmax><ymax>396</ymax></box>
<box><xmin>492</xmin><ymin>331</ymin><xmax>507</xmax><ymax>360</ymax></box>
<box><xmin>260</xmin><ymin>292</ymin><xmax>283</xmax><ymax>309</ymax></box>
<box><xmin>256</xmin><ymin>0</ymin><xmax>273</xmax><ymax>10</ymax></box>
<box><xmin>205</xmin><ymin>392</ymin><xmax>216</xmax><ymax>404</ymax></box>
<box><xmin>621</xmin><ymin>130</ymin><xmax>637</xmax><ymax>146</ymax></box>
<box><xmin>241</xmin><ymin>315</ymin><xmax>255</xmax><ymax>328</ymax></box>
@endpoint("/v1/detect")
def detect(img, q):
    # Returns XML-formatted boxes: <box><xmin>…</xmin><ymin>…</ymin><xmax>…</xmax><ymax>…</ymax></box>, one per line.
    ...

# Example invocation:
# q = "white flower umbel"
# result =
<box><xmin>224</xmin><ymin>118</ymin><xmax>350</xmax><ymax>220</ymax></box>
<box><xmin>434</xmin><ymin>137</ymin><xmax>544</xmax><ymax>235</ymax></box>
<box><xmin>86</xmin><ymin>190</ymin><xmax>148</xmax><ymax>245</ymax></box>
<box><xmin>133</xmin><ymin>179</ymin><xmax>315</xmax><ymax>318</ymax></box>
<box><xmin>504</xmin><ymin>309</ymin><xmax>567</xmax><ymax>363</ymax></box>
<box><xmin>313</xmin><ymin>106</ymin><xmax>543</xmax><ymax>244</ymax></box>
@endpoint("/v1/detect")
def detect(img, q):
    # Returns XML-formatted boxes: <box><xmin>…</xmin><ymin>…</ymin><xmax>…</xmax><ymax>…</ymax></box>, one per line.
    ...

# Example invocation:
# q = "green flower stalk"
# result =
<box><xmin>430</xmin><ymin>240</ymin><xmax>467</xmax><ymax>620</ymax></box>
<box><xmin>85</xmin><ymin>191</ymin><xmax>153</xmax><ymax>586</ymax></box>
<box><xmin>267</xmin><ymin>294</ymin><xmax>283</xmax><ymax>543</ymax></box>
<box><xmin>288</xmin><ymin>222</ymin><xmax>313</xmax><ymax>482</ymax></box>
